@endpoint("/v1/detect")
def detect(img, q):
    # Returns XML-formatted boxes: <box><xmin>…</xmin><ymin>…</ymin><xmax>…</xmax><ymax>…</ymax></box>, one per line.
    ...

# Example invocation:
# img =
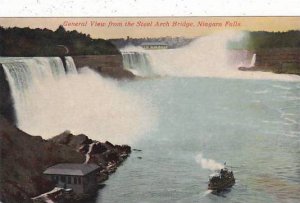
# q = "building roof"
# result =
<box><xmin>140</xmin><ymin>42</ymin><xmax>168</xmax><ymax>46</ymax></box>
<box><xmin>44</xmin><ymin>163</ymin><xmax>100</xmax><ymax>176</ymax></box>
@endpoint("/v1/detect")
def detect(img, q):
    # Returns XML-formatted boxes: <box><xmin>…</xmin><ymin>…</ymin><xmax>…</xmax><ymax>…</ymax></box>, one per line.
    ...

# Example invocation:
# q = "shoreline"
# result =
<box><xmin>0</xmin><ymin>116</ymin><xmax>131</xmax><ymax>203</ymax></box>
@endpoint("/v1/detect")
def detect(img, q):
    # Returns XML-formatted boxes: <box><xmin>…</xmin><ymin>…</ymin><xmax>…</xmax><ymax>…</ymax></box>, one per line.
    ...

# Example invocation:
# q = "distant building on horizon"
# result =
<box><xmin>44</xmin><ymin>163</ymin><xmax>100</xmax><ymax>195</ymax></box>
<box><xmin>140</xmin><ymin>42</ymin><xmax>168</xmax><ymax>50</ymax></box>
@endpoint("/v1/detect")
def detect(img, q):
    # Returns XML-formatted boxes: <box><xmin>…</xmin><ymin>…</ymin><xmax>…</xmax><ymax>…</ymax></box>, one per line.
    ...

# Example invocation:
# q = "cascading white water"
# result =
<box><xmin>1</xmin><ymin>56</ymin><xmax>155</xmax><ymax>143</ymax></box>
<box><xmin>2</xmin><ymin>57</ymin><xmax>65</xmax><ymax>87</ymax></box>
<box><xmin>121</xmin><ymin>52</ymin><xmax>155</xmax><ymax>77</ymax></box>
<box><xmin>2</xmin><ymin>57</ymin><xmax>66</xmax><ymax>125</ymax></box>
<box><xmin>121</xmin><ymin>32</ymin><xmax>245</xmax><ymax>78</ymax></box>
<box><xmin>65</xmin><ymin>56</ymin><xmax>78</xmax><ymax>74</ymax></box>
<box><xmin>121</xmin><ymin>31</ymin><xmax>300</xmax><ymax>81</ymax></box>
<box><xmin>249</xmin><ymin>53</ymin><xmax>256</xmax><ymax>67</ymax></box>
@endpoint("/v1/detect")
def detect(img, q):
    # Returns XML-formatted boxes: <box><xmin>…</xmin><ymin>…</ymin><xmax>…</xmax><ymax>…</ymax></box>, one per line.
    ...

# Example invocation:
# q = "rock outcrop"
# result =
<box><xmin>0</xmin><ymin>120</ymin><xmax>131</xmax><ymax>203</ymax></box>
<box><xmin>0</xmin><ymin>116</ymin><xmax>85</xmax><ymax>203</ymax></box>
<box><xmin>72</xmin><ymin>55</ymin><xmax>135</xmax><ymax>80</ymax></box>
<box><xmin>49</xmin><ymin>131</ymin><xmax>131</xmax><ymax>179</ymax></box>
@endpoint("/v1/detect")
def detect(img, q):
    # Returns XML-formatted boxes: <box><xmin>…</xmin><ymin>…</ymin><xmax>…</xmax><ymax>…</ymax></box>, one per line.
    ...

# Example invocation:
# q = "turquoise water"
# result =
<box><xmin>95</xmin><ymin>77</ymin><xmax>300</xmax><ymax>203</ymax></box>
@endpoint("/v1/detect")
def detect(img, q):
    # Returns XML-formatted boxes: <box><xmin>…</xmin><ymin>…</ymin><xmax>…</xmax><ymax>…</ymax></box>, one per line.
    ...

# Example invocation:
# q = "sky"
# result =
<box><xmin>0</xmin><ymin>17</ymin><xmax>300</xmax><ymax>39</ymax></box>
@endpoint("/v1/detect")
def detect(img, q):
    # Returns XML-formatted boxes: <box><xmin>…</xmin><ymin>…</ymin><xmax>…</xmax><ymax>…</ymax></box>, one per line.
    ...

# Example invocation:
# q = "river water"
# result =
<box><xmin>94</xmin><ymin>77</ymin><xmax>300</xmax><ymax>203</ymax></box>
<box><xmin>1</xmin><ymin>34</ymin><xmax>299</xmax><ymax>203</ymax></box>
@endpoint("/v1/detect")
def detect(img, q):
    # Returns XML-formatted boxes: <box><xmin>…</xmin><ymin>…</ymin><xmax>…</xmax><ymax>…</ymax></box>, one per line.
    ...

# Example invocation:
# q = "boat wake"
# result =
<box><xmin>203</xmin><ymin>190</ymin><xmax>213</xmax><ymax>196</ymax></box>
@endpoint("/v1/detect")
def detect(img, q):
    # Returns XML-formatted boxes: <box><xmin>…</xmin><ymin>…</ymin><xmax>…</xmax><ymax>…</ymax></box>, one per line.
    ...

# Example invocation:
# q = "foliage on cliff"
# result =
<box><xmin>228</xmin><ymin>30</ymin><xmax>300</xmax><ymax>50</ymax></box>
<box><xmin>0</xmin><ymin>26</ymin><xmax>120</xmax><ymax>56</ymax></box>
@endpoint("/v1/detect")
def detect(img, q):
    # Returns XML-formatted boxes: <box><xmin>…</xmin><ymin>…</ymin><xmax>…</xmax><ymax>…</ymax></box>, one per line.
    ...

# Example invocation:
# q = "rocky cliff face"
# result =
<box><xmin>0</xmin><ymin>118</ymin><xmax>131</xmax><ymax>203</ymax></box>
<box><xmin>0</xmin><ymin>65</ymin><xmax>15</xmax><ymax>124</ymax></box>
<box><xmin>254</xmin><ymin>48</ymin><xmax>300</xmax><ymax>75</ymax></box>
<box><xmin>72</xmin><ymin>55</ymin><xmax>135</xmax><ymax>79</ymax></box>
<box><xmin>0</xmin><ymin>116</ymin><xmax>85</xmax><ymax>203</ymax></box>
<box><xmin>239</xmin><ymin>48</ymin><xmax>300</xmax><ymax>75</ymax></box>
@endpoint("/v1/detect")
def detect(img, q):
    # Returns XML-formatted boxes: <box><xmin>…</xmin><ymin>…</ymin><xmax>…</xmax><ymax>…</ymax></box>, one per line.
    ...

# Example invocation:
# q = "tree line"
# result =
<box><xmin>0</xmin><ymin>25</ymin><xmax>120</xmax><ymax>56</ymax></box>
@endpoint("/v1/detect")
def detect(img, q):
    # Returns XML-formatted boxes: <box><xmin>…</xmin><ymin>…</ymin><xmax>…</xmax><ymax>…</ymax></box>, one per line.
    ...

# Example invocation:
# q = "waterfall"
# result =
<box><xmin>65</xmin><ymin>56</ymin><xmax>78</xmax><ymax>74</ymax></box>
<box><xmin>1</xmin><ymin>57</ymin><xmax>71</xmax><ymax>125</ymax></box>
<box><xmin>249</xmin><ymin>53</ymin><xmax>256</xmax><ymax>67</ymax></box>
<box><xmin>122</xmin><ymin>52</ymin><xmax>155</xmax><ymax>77</ymax></box>
<box><xmin>2</xmin><ymin>57</ymin><xmax>67</xmax><ymax>97</ymax></box>
<box><xmin>2</xmin><ymin>57</ymin><xmax>66</xmax><ymax>86</ymax></box>
<box><xmin>0</xmin><ymin>56</ymin><xmax>155</xmax><ymax>143</ymax></box>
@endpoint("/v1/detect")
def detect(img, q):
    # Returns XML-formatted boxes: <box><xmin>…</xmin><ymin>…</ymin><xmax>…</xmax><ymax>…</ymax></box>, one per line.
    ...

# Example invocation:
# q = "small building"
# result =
<box><xmin>44</xmin><ymin>163</ymin><xmax>100</xmax><ymax>195</ymax></box>
<box><xmin>140</xmin><ymin>42</ymin><xmax>168</xmax><ymax>50</ymax></box>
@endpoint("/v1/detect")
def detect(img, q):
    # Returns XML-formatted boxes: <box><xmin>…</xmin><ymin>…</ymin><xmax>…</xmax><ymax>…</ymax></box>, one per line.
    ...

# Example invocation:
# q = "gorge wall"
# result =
<box><xmin>0</xmin><ymin>115</ymin><xmax>85</xmax><ymax>203</ymax></box>
<box><xmin>239</xmin><ymin>48</ymin><xmax>300</xmax><ymax>75</ymax></box>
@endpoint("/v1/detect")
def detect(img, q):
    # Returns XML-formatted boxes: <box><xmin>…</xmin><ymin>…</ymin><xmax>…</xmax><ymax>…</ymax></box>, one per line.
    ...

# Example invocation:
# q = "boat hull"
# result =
<box><xmin>208</xmin><ymin>179</ymin><xmax>235</xmax><ymax>190</ymax></box>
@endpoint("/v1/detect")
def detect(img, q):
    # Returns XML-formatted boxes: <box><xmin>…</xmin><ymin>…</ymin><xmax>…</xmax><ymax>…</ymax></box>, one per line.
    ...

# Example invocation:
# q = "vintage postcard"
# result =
<box><xmin>0</xmin><ymin>17</ymin><xmax>299</xmax><ymax>203</ymax></box>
